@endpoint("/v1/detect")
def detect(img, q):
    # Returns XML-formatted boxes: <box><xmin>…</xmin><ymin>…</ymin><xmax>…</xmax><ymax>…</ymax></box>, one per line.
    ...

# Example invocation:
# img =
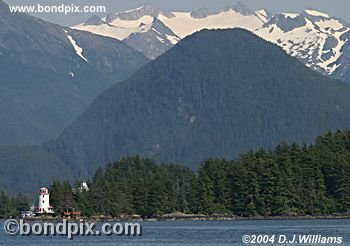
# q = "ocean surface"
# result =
<box><xmin>0</xmin><ymin>219</ymin><xmax>349</xmax><ymax>245</ymax></box>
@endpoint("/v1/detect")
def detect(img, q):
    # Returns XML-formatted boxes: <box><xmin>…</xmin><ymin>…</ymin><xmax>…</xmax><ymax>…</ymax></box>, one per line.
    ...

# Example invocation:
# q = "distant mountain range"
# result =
<box><xmin>73</xmin><ymin>3</ymin><xmax>267</xmax><ymax>59</ymax></box>
<box><xmin>0</xmin><ymin>0</ymin><xmax>148</xmax><ymax>145</ymax></box>
<box><xmin>74</xmin><ymin>2</ymin><xmax>350</xmax><ymax>83</ymax></box>
<box><xmin>44</xmin><ymin>29</ymin><xmax>350</xmax><ymax>181</ymax></box>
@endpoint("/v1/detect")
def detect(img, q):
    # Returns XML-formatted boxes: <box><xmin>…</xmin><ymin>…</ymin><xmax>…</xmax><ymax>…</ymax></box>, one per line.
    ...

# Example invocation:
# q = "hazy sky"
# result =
<box><xmin>4</xmin><ymin>0</ymin><xmax>350</xmax><ymax>26</ymax></box>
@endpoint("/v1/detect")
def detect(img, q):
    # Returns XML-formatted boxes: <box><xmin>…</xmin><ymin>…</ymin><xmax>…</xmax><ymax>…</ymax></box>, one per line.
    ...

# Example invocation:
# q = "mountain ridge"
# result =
<box><xmin>73</xmin><ymin>2</ymin><xmax>266</xmax><ymax>59</ymax></box>
<box><xmin>45</xmin><ymin>28</ymin><xmax>350</xmax><ymax>178</ymax></box>
<box><xmin>74</xmin><ymin>3</ymin><xmax>350</xmax><ymax>83</ymax></box>
<box><xmin>0</xmin><ymin>0</ymin><xmax>148</xmax><ymax>145</ymax></box>
<box><xmin>123</xmin><ymin>18</ymin><xmax>180</xmax><ymax>59</ymax></box>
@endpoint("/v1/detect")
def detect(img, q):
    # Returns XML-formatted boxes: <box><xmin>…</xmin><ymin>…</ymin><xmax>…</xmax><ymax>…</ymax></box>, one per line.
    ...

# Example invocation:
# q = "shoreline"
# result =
<box><xmin>8</xmin><ymin>214</ymin><xmax>350</xmax><ymax>223</ymax></box>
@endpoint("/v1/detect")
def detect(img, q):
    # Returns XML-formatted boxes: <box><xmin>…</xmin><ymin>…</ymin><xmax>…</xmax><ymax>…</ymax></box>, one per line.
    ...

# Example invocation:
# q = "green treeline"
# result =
<box><xmin>1</xmin><ymin>130</ymin><xmax>349</xmax><ymax>219</ymax></box>
<box><xmin>0</xmin><ymin>192</ymin><xmax>31</xmax><ymax>218</ymax></box>
<box><xmin>50</xmin><ymin>130</ymin><xmax>350</xmax><ymax>218</ymax></box>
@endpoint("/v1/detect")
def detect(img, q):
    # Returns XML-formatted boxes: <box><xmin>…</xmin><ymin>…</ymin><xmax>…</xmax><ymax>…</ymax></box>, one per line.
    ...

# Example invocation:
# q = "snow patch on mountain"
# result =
<box><xmin>166</xmin><ymin>34</ymin><xmax>180</xmax><ymax>44</ymax></box>
<box><xmin>304</xmin><ymin>9</ymin><xmax>330</xmax><ymax>18</ymax></box>
<box><xmin>65</xmin><ymin>30</ymin><xmax>88</xmax><ymax>62</ymax></box>
<box><xmin>74</xmin><ymin>17</ymin><xmax>153</xmax><ymax>40</ymax></box>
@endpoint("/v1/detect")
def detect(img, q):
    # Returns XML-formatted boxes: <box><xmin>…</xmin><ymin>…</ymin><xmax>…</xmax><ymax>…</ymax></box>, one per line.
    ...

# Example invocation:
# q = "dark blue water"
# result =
<box><xmin>1</xmin><ymin>219</ymin><xmax>349</xmax><ymax>245</ymax></box>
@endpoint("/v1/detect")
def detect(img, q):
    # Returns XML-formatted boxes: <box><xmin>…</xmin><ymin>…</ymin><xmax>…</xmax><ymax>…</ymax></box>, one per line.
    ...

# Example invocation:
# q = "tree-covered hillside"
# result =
<box><xmin>47</xmin><ymin>28</ymin><xmax>350</xmax><ymax>176</ymax></box>
<box><xmin>0</xmin><ymin>0</ymin><xmax>148</xmax><ymax>145</ymax></box>
<box><xmin>0</xmin><ymin>146</ymin><xmax>73</xmax><ymax>193</ymax></box>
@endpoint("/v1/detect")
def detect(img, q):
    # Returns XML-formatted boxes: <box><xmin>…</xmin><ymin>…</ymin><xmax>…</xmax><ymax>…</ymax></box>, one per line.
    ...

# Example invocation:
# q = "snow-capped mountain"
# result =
<box><xmin>256</xmin><ymin>9</ymin><xmax>350</xmax><ymax>78</ymax></box>
<box><xmin>74</xmin><ymin>2</ymin><xmax>350</xmax><ymax>83</ymax></box>
<box><xmin>73</xmin><ymin>2</ymin><xmax>268</xmax><ymax>59</ymax></box>
<box><xmin>123</xmin><ymin>18</ymin><xmax>180</xmax><ymax>59</ymax></box>
<box><xmin>156</xmin><ymin>4</ymin><xmax>268</xmax><ymax>39</ymax></box>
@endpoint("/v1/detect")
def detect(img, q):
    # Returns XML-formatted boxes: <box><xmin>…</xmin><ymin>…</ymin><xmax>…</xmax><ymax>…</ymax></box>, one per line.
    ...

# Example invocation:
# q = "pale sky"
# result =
<box><xmin>4</xmin><ymin>0</ymin><xmax>350</xmax><ymax>26</ymax></box>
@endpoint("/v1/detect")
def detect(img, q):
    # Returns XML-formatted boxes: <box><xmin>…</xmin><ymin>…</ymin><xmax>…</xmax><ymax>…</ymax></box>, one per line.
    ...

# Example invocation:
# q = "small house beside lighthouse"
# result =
<box><xmin>36</xmin><ymin>187</ymin><xmax>54</xmax><ymax>214</ymax></box>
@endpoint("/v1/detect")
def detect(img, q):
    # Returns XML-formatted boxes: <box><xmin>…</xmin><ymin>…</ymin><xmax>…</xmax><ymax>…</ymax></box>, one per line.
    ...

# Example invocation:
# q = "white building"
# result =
<box><xmin>79</xmin><ymin>181</ymin><xmax>89</xmax><ymax>192</ymax></box>
<box><xmin>72</xmin><ymin>181</ymin><xmax>90</xmax><ymax>194</ymax></box>
<box><xmin>36</xmin><ymin>187</ymin><xmax>54</xmax><ymax>214</ymax></box>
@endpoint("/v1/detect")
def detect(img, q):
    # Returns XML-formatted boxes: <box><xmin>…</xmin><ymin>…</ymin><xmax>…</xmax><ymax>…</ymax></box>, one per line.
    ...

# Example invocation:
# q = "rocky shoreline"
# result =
<box><xmin>15</xmin><ymin>212</ymin><xmax>350</xmax><ymax>223</ymax></box>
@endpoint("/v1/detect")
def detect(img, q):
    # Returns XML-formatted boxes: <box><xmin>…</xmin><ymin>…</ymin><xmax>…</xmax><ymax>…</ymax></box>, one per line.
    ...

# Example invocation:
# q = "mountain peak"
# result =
<box><xmin>84</xmin><ymin>15</ymin><xmax>105</xmax><ymax>26</ymax></box>
<box><xmin>262</xmin><ymin>13</ymin><xmax>307</xmax><ymax>32</ymax></box>
<box><xmin>124</xmin><ymin>17</ymin><xmax>180</xmax><ymax>59</ymax></box>
<box><xmin>74</xmin><ymin>3</ymin><xmax>350</xmax><ymax>83</ymax></box>
<box><xmin>47</xmin><ymin>28</ymin><xmax>350</xmax><ymax>173</ymax></box>
<box><xmin>190</xmin><ymin>3</ymin><xmax>257</xmax><ymax>19</ymax></box>
<box><xmin>228</xmin><ymin>1</ymin><xmax>255</xmax><ymax>16</ymax></box>
<box><xmin>255</xmin><ymin>9</ymin><xmax>272</xmax><ymax>22</ymax></box>
<box><xmin>120</xmin><ymin>4</ymin><xmax>157</xmax><ymax>14</ymax></box>
<box><xmin>152</xmin><ymin>17</ymin><xmax>165</xmax><ymax>26</ymax></box>
<box><xmin>106</xmin><ymin>4</ymin><xmax>174</xmax><ymax>23</ymax></box>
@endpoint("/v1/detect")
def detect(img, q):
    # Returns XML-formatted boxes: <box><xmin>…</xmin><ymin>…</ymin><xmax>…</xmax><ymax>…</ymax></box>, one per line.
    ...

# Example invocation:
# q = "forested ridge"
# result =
<box><xmin>2</xmin><ymin>130</ymin><xmax>350</xmax><ymax>218</ymax></box>
<box><xmin>44</xmin><ymin>130</ymin><xmax>350</xmax><ymax>218</ymax></box>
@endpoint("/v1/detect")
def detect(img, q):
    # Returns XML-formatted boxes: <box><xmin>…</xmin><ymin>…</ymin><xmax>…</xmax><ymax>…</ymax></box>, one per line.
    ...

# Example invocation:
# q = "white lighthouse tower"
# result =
<box><xmin>36</xmin><ymin>187</ymin><xmax>54</xmax><ymax>214</ymax></box>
